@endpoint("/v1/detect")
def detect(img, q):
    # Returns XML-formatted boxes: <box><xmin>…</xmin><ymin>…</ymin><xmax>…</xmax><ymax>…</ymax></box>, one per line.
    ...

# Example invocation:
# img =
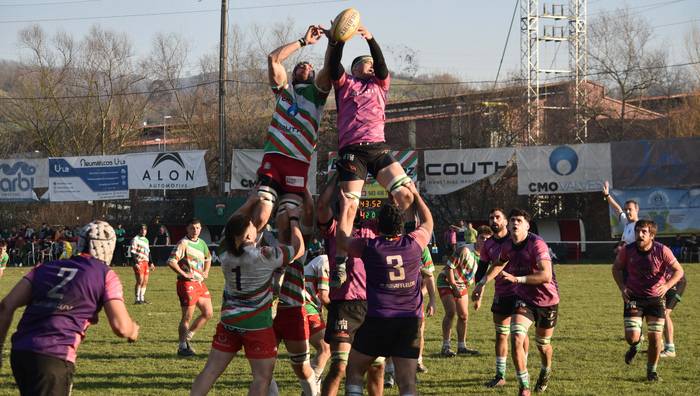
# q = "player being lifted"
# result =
<box><xmin>337</xmin><ymin>182</ymin><xmax>431</xmax><ymax>396</ymax></box>
<box><xmin>324</xmin><ymin>23</ymin><xmax>414</xmax><ymax>286</ymax></box>
<box><xmin>472</xmin><ymin>208</ymin><xmax>530</xmax><ymax>388</ymax></box>
<box><xmin>190</xmin><ymin>208</ymin><xmax>304</xmax><ymax>396</ymax></box>
<box><xmin>612</xmin><ymin>220</ymin><xmax>684</xmax><ymax>382</ymax></box>
<box><xmin>477</xmin><ymin>209</ymin><xmax>559</xmax><ymax>396</ymax></box>
<box><xmin>130</xmin><ymin>224</ymin><xmax>155</xmax><ymax>304</ymax></box>
<box><xmin>236</xmin><ymin>25</ymin><xmax>331</xmax><ymax>234</ymax></box>
<box><xmin>167</xmin><ymin>219</ymin><xmax>213</xmax><ymax>357</ymax></box>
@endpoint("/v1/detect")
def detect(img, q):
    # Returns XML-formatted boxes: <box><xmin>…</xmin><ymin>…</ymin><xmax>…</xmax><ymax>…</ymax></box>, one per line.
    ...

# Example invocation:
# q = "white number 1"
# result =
<box><xmin>387</xmin><ymin>255</ymin><xmax>405</xmax><ymax>281</ymax></box>
<box><xmin>47</xmin><ymin>267</ymin><xmax>79</xmax><ymax>300</ymax></box>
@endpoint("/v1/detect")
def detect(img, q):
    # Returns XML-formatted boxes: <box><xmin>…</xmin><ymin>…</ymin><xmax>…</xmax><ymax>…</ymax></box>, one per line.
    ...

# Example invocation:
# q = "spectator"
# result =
<box><xmin>154</xmin><ymin>224</ymin><xmax>171</xmax><ymax>246</ymax></box>
<box><xmin>114</xmin><ymin>223</ymin><xmax>127</xmax><ymax>266</ymax></box>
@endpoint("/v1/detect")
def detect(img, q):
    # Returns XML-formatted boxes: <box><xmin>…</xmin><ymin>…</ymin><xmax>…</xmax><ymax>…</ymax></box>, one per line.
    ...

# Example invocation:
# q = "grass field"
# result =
<box><xmin>0</xmin><ymin>264</ymin><xmax>698</xmax><ymax>395</ymax></box>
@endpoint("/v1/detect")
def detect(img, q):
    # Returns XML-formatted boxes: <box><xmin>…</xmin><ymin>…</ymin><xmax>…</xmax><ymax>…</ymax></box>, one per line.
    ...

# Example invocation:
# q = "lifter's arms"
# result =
<box><xmin>268</xmin><ymin>25</ymin><xmax>323</xmax><ymax>87</ymax></box>
<box><xmin>408</xmin><ymin>182</ymin><xmax>433</xmax><ymax>238</ymax></box>
<box><xmin>324</xmin><ymin>27</ymin><xmax>345</xmax><ymax>80</ymax></box>
<box><xmin>0</xmin><ymin>279</ymin><xmax>32</xmax><ymax>369</ymax></box>
<box><xmin>314</xmin><ymin>26</ymin><xmax>333</xmax><ymax>92</ymax></box>
<box><xmin>357</xmin><ymin>26</ymin><xmax>388</xmax><ymax>80</ymax></box>
<box><xmin>316</xmin><ymin>173</ymin><xmax>338</xmax><ymax>226</ymax></box>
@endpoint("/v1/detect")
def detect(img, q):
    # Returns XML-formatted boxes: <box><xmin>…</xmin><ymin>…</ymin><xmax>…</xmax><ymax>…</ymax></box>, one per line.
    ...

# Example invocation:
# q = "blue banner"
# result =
<box><xmin>609</xmin><ymin>187</ymin><xmax>700</xmax><ymax>237</ymax></box>
<box><xmin>48</xmin><ymin>156</ymin><xmax>129</xmax><ymax>202</ymax></box>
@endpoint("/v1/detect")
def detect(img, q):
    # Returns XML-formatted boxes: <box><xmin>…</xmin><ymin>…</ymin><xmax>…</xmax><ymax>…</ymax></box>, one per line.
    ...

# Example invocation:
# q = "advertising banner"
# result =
<box><xmin>423</xmin><ymin>148</ymin><xmax>515</xmax><ymax>195</ymax></box>
<box><xmin>49</xmin><ymin>156</ymin><xmax>129</xmax><ymax>202</ymax></box>
<box><xmin>611</xmin><ymin>137</ymin><xmax>700</xmax><ymax>189</ymax></box>
<box><xmin>0</xmin><ymin>158</ymin><xmax>48</xmax><ymax>201</ymax></box>
<box><xmin>327</xmin><ymin>150</ymin><xmax>418</xmax><ymax>199</ymax></box>
<box><xmin>124</xmin><ymin>150</ymin><xmax>208</xmax><ymax>190</ymax></box>
<box><xmin>230</xmin><ymin>150</ymin><xmax>317</xmax><ymax>194</ymax></box>
<box><xmin>609</xmin><ymin>187</ymin><xmax>700</xmax><ymax>237</ymax></box>
<box><xmin>517</xmin><ymin>143</ymin><xmax>612</xmax><ymax>195</ymax></box>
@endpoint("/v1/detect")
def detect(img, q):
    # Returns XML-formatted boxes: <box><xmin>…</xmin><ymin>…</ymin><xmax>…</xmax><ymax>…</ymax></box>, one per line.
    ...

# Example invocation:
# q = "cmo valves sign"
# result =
<box><xmin>516</xmin><ymin>143</ymin><xmax>612</xmax><ymax>195</ymax></box>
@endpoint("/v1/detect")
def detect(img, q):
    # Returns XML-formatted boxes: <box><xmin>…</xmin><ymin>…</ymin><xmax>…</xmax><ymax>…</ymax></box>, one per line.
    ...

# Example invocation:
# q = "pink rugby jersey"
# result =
<box><xmin>618</xmin><ymin>241</ymin><xmax>678</xmax><ymax>298</ymax></box>
<box><xmin>333</xmin><ymin>73</ymin><xmax>391</xmax><ymax>149</ymax></box>
<box><xmin>499</xmin><ymin>233</ymin><xmax>559</xmax><ymax>307</ymax></box>
<box><xmin>480</xmin><ymin>233</ymin><xmax>515</xmax><ymax>297</ymax></box>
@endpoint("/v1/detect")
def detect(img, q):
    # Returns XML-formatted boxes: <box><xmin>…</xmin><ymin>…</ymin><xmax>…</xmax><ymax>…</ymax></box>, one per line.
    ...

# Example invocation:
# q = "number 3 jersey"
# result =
<box><xmin>219</xmin><ymin>245</ymin><xmax>294</xmax><ymax>330</ymax></box>
<box><xmin>347</xmin><ymin>227</ymin><xmax>431</xmax><ymax>318</ymax></box>
<box><xmin>12</xmin><ymin>254</ymin><xmax>124</xmax><ymax>363</ymax></box>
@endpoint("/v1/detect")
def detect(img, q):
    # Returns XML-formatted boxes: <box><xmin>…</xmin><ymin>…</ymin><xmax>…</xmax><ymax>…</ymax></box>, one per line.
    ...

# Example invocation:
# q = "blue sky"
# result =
<box><xmin>0</xmin><ymin>0</ymin><xmax>698</xmax><ymax>80</ymax></box>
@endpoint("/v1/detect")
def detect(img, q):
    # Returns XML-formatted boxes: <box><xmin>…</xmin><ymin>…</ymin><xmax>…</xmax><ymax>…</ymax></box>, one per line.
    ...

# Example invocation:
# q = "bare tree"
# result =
<box><xmin>588</xmin><ymin>7</ymin><xmax>665</xmax><ymax>139</ymax></box>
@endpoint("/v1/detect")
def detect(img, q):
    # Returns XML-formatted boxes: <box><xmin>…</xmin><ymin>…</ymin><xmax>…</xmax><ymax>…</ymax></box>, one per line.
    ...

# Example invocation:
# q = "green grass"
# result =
<box><xmin>0</xmin><ymin>264</ymin><xmax>698</xmax><ymax>395</ymax></box>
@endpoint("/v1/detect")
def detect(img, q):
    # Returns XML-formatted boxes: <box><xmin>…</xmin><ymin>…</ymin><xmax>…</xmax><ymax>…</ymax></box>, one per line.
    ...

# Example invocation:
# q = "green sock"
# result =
<box><xmin>517</xmin><ymin>370</ymin><xmax>530</xmax><ymax>389</ymax></box>
<box><xmin>647</xmin><ymin>363</ymin><xmax>657</xmax><ymax>375</ymax></box>
<box><xmin>496</xmin><ymin>356</ymin><xmax>507</xmax><ymax>377</ymax></box>
<box><xmin>664</xmin><ymin>343</ymin><xmax>675</xmax><ymax>352</ymax></box>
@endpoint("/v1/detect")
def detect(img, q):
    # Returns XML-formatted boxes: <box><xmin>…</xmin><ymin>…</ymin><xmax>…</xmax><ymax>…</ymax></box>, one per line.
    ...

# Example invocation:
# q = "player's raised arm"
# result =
<box><xmin>278</xmin><ymin>206</ymin><xmax>305</xmax><ymax>264</ymax></box>
<box><xmin>268</xmin><ymin>25</ymin><xmax>322</xmax><ymax>87</ymax></box>
<box><xmin>358</xmin><ymin>26</ymin><xmax>388</xmax><ymax>80</ymax></box>
<box><xmin>336</xmin><ymin>191</ymin><xmax>355</xmax><ymax>253</ymax></box>
<box><xmin>603</xmin><ymin>180</ymin><xmax>624</xmax><ymax>218</ymax></box>
<box><xmin>409</xmin><ymin>183</ymin><xmax>433</xmax><ymax>244</ymax></box>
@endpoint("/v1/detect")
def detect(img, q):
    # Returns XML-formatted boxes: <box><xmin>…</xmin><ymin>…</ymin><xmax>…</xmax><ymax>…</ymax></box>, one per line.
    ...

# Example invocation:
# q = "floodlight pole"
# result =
<box><xmin>218</xmin><ymin>0</ymin><xmax>228</xmax><ymax>196</ymax></box>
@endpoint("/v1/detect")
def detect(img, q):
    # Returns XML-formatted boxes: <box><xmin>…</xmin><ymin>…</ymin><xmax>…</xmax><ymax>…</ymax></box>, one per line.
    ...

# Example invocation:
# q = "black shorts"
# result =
<box><xmin>11</xmin><ymin>349</ymin><xmax>75</xmax><ymax>396</ymax></box>
<box><xmin>324</xmin><ymin>300</ymin><xmax>367</xmax><ymax>344</ymax></box>
<box><xmin>352</xmin><ymin>316</ymin><xmax>421</xmax><ymax>359</ymax></box>
<box><xmin>491</xmin><ymin>294</ymin><xmax>518</xmax><ymax>317</ymax></box>
<box><xmin>336</xmin><ymin>142</ymin><xmax>397</xmax><ymax>182</ymax></box>
<box><xmin>665</xmin><ymin>277</ymin><xmax>687</xmax><ymax>310</ymax></box>
<box><xmin>514</xmin><ymin>300</ymin><xmax>559</xmax><ymax>329</ymax></box>
<box><xmin>624</xmin><ymin>296</ymin><xmax>665</xmax><ymax>319</ymax></box>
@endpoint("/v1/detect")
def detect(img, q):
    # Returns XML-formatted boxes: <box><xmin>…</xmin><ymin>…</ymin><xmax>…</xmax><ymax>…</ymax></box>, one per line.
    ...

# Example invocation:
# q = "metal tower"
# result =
<box><xmin>520</xmin><ymin>0</ymin><xmax>587</xmax><ymax>143</ymax></box>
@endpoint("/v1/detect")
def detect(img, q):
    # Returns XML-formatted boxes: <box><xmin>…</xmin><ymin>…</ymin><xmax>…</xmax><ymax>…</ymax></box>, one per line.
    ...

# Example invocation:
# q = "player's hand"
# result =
<box><xmin>305</xmin><ymin>25</ymin><xmax>323</xmax><ymax>45</ymax></box>
<box><xmin>451</xmin><ymin>286</ymin><xmax>462</xmax><ymax>299</ymax></box>
<box><xmin>603</xmin><ymin>180</ymin><xmax>610</xmax><ymax>196</ymax></box>
<box><xmin>501</xmin><ymin>271</ymin><xmax>517</xmax><ymax>284</ymax></box>
<box><xmin>357</xmin><ymin>25</ymin><xmax>373</xmax><ymax>40</ymax></box>
<box><xmin>128</xmin><ymin>322</ymin><xmax>140</xmax><ymax>343</ymax></box>
<box><xmin>471</xmin><ymin>283</ymin><xmax>483</xmax><ymax>301</ymax></box>
<box><xmin>620</xmin><ymin>287</ymin><xmax>631</xmax><ymax>303</ymax></box>
<box><xmin>426</xmin><ymin>300</ymin><xmax>436</xmax><ymax>317</ymax></box>
<box><xmin>149</xmin><ymin>263</ymin><xmax>155</xmax><ymax>271</ymax></box>
<box><xmin>473</xmin><ymin>295</ymin><xmax>482</xmax><ymax>311</ymax></box>
<box><xmin>655</xmin><ymin>283</ymin><xmax>669</xmax><ymax>296</ymax></box>
<box><xmin>203</xmin><ymin>270</ymin><xmax>209</xmax><ymax>279</ymax></box>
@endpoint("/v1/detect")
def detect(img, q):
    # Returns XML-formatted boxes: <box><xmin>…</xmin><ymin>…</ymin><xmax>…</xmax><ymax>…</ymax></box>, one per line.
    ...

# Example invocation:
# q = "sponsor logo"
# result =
<box><xmin>549</xmin><ymin>146</ymin><xmax>578</xmax><ymax>176</ymax></box>
<box><xmin>141</xmin><ymin>152</ymin><xmax>196</xmax><ymax>188</ymax></box>
<box><xmin>152</xmin><ymin>152</ymin><xmax>185</xmax><ymax>168</ymax></box>
<box><xmin>285</xmin><ymin>176</ymin><xmax>305</xmax><ymax>188</ymax></box>
<box><xmin>0</xmin><ymin>161</ymin><xmax>36</xmax><ymax>193</ymax></box>
<box><xmin>425</xmin><ymin>161</ymin><xmax>507</xmax><ymax>176</ymax></box>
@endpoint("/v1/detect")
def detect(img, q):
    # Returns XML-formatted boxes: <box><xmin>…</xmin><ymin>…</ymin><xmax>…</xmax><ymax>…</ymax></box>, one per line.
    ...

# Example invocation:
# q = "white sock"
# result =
<box><xmin>179</xmin><ymin>341</ymin><xmax>188</xmax><ymax>349</ymax></box>
<box><xmin>299</xmin><ymin>376</ymin><xmax>317</xmax><ymax>396</ymax></box>
<box><xmin>268</xmin><ymin>378</ymin><xmax>279</xmax><ymax>396</ymax></box>
<box><xmin>442</xmin><ymin>340</ymin><xmax>451</xmax><ymax>348</ymax></box>
<box><xmin>136</xmin><ymin>286</ymin><xmax>142</xmax><ymax>300</ymax></box>
<box><xmin>458</xmin><ymin>341</ymin><xmax>467</xmax><ymax>349</ymax></box>
<box><xmin>385</xmin><ymin>360</ymin><xmax>395</xmax><ymax>374</ymax></box>
<box><xmin>138</xmin><ymin>287</ymin><xmax>146</xmax><ymax>301</ymax></box>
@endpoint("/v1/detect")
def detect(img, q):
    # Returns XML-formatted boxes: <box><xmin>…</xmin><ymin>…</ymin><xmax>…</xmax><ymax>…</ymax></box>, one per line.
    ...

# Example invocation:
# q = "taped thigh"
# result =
<box><xmin>624</xmin><ymin>317</ymin><xmax>643</xmax><ymax>332</ymax></box>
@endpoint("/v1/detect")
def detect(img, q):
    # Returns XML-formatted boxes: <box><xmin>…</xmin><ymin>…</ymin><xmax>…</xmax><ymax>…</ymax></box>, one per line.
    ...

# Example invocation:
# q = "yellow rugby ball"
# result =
<box><xmin>331</xmin><ymin>8</ymin><xmax>361</xmax><ymax>42</ymax></box>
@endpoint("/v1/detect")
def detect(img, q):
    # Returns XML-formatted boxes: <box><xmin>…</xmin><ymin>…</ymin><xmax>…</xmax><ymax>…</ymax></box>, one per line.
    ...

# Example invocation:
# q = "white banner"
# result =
<box><xmin>230</xmin><ymin>150</ymin><xmax>317</xmax><ymax>194</ymax></box>
<box><xmin>516</xmin><ymin>143</ymin><xmax>612</xmax><ymax>195</ymax></box>
<box><xmin>423</xmin><ymin>148</ymin><xmax>515</xmax><ymax>195</ymax></box>
<box><xmin>49</xmin><ymin>155</ymin><xmax>129</xmax><ymax>202</ymax></box>
<box><xmin>124</xmin><ymin>150</ymin><xmax>208</xmax><ymax>190</ymax></box>
<box><xmin>0</xmin><ymin>158</ymin><xmax>48</xmax><ymax>201</ymax></box>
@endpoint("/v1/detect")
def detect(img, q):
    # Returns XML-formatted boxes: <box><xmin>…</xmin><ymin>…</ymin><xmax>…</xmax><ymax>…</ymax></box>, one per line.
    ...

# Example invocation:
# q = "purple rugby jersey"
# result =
<box><xmin>618</xmin><ymin>241</ymin><xmax>678</xmax><ymax>298</ymax></box>
<box><xmin>480</xmin><ymin>233</ymin><xmax>516</xmax><ymax>297</ymax></box>
<box><xmin>499</xmin><ymin>233</ymin><xmax>559</xmax><ymax>307</ymax></box>
<box><xmin>11</xmin><ymin>254</ymin><xmax>124</xmax><ymax>363</ymax></box>
<box><xmin>348</xmin><ymin>228</ymin><xmax>430</xmax><ymax>318</ymax></box>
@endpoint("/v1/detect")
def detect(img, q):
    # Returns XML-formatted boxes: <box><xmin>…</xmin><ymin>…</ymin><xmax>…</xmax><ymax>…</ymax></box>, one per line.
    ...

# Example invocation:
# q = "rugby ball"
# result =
<box><xmin>331</xmin><ymin>8</ymin><xmax>361</xmax><ymax>42</ymax></box>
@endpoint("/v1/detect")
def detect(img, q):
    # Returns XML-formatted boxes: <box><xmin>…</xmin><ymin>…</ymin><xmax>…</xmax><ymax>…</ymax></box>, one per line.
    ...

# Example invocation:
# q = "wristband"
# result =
<box><xmin>516</xmin><ymin>276</ymin><xmax>527</xmax><ymax>284</ymax></box>
<box><xmin>298</xmin><ymin>38</ymin><xmax>307</xmax><ymax>47</ymax></box>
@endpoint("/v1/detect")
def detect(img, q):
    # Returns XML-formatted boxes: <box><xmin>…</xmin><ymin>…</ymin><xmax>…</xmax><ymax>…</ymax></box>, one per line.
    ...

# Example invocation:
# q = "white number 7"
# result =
<box><xmin>47</xmin><ymin>267</ymin><xmax>79</xmax><ymax>300</ymax></box>
<box><xmin>387</xmin><ymin>255</ymin><xmax>405</xmax><ymax>281</ymax></box>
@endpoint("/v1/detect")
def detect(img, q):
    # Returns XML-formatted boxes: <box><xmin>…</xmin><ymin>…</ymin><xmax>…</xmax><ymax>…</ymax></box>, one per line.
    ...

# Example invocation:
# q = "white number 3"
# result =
<box><xmin>47</xmin><ymin>267</ymin><xmax>79</xmax><ymax>300</ymax></box>
<box><xmin>387</xmin><ymin>255</ymin><xmax>405</xmax><ymax>281</ymax></box>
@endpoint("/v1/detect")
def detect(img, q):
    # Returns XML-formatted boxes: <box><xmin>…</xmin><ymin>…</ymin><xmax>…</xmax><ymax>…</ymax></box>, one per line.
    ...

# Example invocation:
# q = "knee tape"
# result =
<box><xmin>647</xmin><ymin>321</ymin><xmax>665</xmax><ymax>333</ymax></box>
<box><xmin>342</xmin><ymin>191</ymin><xmax>362</xmax><ymax>202</ymax></box>
<box><xmin>290</xmin><ymin>351</ymin><xmax>310</xmax><ymax>366</ymax></box>
<box><xmin>277</xmin><ymin>197</ymin><xmax>301</xmax><ymax>214</ymax></box>
<box><xmin>495</xmin><ymin>324</ymin><xmax>511</xmax><ymax>335</ymax></box>
<box><xmin>371</xmin><ymin>356</ymin><xmax>386</xmax><ymax>367</ymax></box>
<box><xmin>257</xmin><ymin>186</ymin><xmax>277</xmax><ymax>206</ymax></box>
<box><xmin>388</xmin><ymin>174</ymin><xmax>412</xmax><ymax>194</ymax></box>
<box><xmin>624</xmin><ymin>317</ymin><xmax>643</xmax><ymax>332</ymax></box>
<box><xmin>331</xmin><ymin>351</ymin><xmax>349</xmax><ymax>364</ymax></box>
<box><xmin>510</xmin><ymin>322</ymin><xmax>530</xmax><ymax>336</ymax></box>
<box><xmin>535</xmin><ymin>335</ymin><xmax>552</xmax><ymax>347</ymax></box>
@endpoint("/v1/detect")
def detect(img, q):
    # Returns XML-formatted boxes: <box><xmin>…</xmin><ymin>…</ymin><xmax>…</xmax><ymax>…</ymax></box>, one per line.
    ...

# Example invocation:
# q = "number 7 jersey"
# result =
<box><xmin>219</xmin><ymin>245</ymin><xmax>294</xmax><ymax>330</ymax></box>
